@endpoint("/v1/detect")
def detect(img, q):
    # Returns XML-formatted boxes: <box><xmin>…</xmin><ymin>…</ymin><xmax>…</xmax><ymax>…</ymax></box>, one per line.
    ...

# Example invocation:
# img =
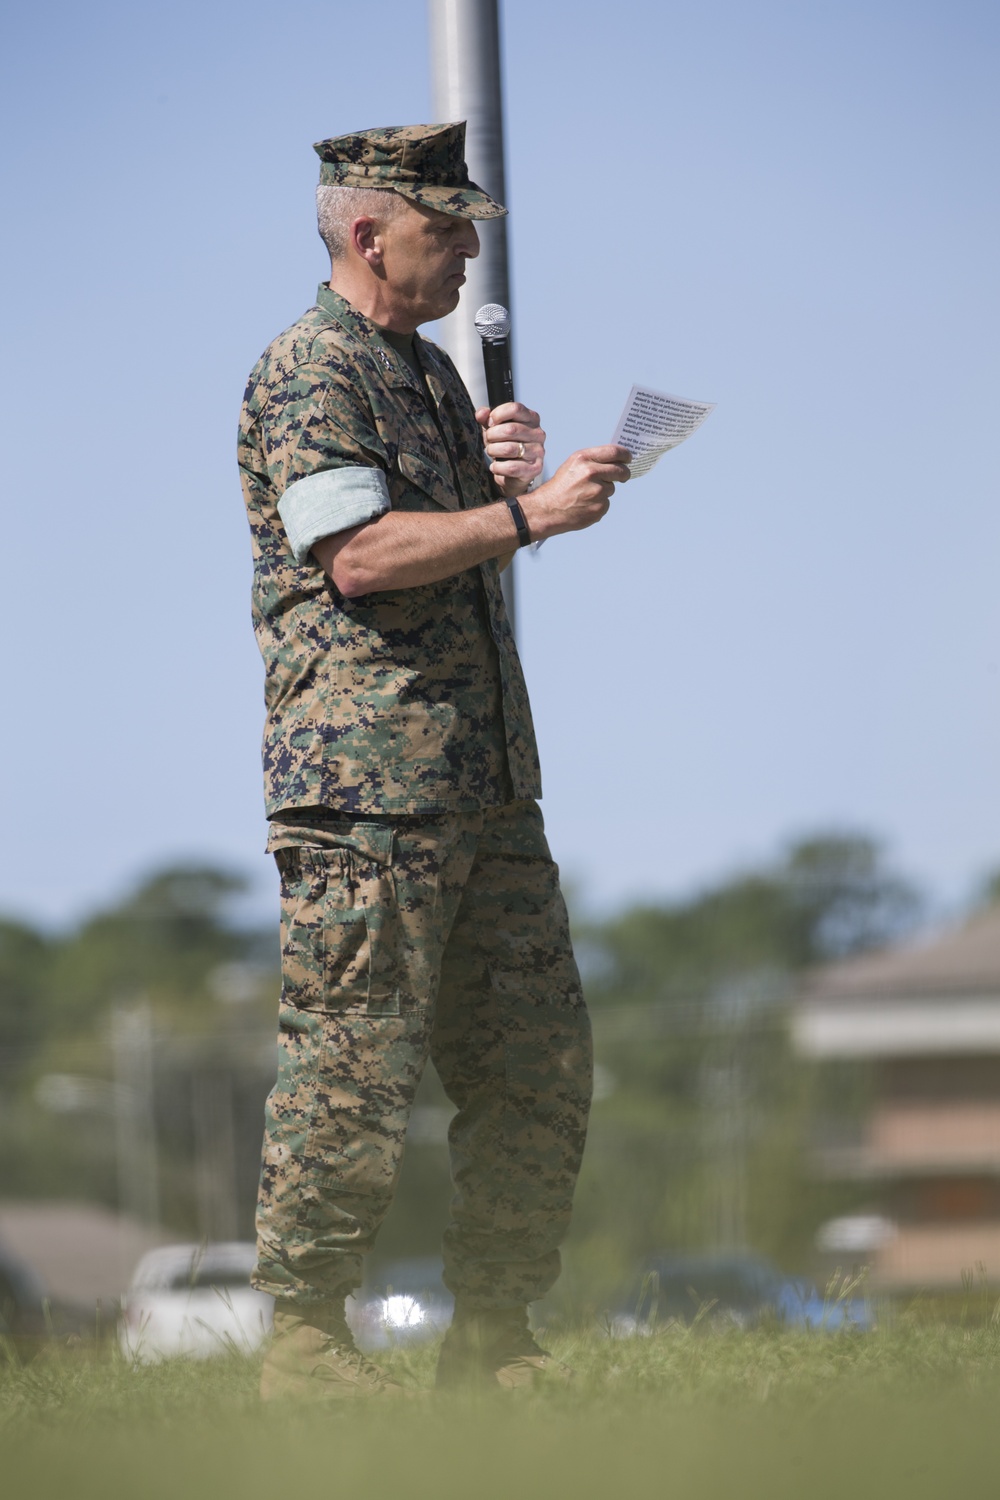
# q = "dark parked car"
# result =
<box><xmin>0</xmin><ymin>1243</ymin><xmax>91</xmax><ymax>1354</ymax></box>
<box><xmin>612</xmin><ymin>1253</ymin><xmax>873</xmax><ymax>1334</ymax></box>
<box><xmin>0</xmin><ymin>1245</ymin><xmax>47</xmax><ymax>1339</ymax></box>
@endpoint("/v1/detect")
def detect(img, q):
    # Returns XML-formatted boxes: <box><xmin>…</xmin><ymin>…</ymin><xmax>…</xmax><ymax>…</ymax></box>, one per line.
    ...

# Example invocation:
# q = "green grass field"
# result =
<box><xmin>4</xmin><ymin>1317</ymin><xmax>1000</xmax><ymax>1499</ymax></box>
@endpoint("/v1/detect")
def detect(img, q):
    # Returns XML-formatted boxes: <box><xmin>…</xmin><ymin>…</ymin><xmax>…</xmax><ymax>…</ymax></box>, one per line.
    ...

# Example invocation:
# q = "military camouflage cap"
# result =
<box><xmin>313</xmin><ymin>122</ymin><xmax>507</xmax><ymax>221</ymax></box>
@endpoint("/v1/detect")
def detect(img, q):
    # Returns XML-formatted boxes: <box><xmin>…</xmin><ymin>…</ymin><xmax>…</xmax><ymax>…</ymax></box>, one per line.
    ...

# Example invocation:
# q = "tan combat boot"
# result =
<box><xmin>260</xmin><ymin>1300</ymin><xmax>404</xmax><ymax>1401</ymax></box>
<box><xmin>435</xmin><ymin>1304</ymin><xmax>574</xmax><ymax>1392</ymax></box>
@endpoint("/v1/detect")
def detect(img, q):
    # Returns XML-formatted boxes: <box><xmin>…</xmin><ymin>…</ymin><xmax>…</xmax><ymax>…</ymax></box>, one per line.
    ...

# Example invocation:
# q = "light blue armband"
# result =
<box><xmin>277</xmin><ymin>466</ymin><xmax>391</xmax><ymax>564</ymax></box>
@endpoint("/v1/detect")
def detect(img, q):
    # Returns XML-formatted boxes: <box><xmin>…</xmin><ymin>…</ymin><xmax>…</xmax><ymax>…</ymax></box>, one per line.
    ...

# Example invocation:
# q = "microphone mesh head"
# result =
<box><xmin>474</xmin><ymin>303</ymin><xmax>511</xmax><ymax>341</ymax></box>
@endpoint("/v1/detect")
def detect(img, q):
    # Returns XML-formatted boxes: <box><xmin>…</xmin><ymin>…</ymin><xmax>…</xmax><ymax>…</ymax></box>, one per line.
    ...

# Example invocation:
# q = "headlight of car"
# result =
<box><xmin>379</xmin><ymin>1294</ymin><xmax>427</xmax><ymax>1330</ymax></box>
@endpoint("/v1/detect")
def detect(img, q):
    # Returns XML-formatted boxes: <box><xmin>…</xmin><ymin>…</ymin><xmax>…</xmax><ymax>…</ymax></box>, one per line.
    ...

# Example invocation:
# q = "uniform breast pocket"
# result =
<box><xmin>394</xmin><ymin>449</ymin><xmax>459</xmax><ymax>512</ymax></box>
<box><xmin>276</xmin><ymin>846</ymin><xmax>403</xmax><ymax>1015</ymax></box>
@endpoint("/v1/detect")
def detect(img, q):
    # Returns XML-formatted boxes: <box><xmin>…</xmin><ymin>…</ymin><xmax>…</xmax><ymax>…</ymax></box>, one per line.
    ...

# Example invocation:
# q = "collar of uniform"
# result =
<box><xmin>314</xmin><ymin>283</ymin><xmax>425</xmax><ymax>394</ymax></box>
<box><xmin>414</xmin><ymin>338</ymin><xmax>457</xmax><ymax>414</ymax></box>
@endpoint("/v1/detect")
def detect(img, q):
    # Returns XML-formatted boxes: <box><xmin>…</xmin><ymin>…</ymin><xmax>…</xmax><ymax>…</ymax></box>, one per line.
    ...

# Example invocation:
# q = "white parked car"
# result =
<box><xmin>119</xmin><ymin>1242</ymin><xmax>273</xmax><ymax>1364</ymax></box>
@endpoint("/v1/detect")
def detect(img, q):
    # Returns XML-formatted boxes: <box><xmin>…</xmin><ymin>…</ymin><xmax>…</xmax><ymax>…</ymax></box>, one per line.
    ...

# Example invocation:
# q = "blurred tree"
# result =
<box><xmin>0</xmin><ymin>920</ymin><xmax>54</xmax><ymax>1082</ymax></box>
<box><xmin>46</xmin><ymin>864</ymin><xmax>269</xmax><ymax>1030</ymax></box>
<box><xmin>560</xmin><ymin>832</ymin><xmax>923</xmax><ymax>1301</ymax></box>
<box><xmin>580</xmin><ymin>832</ymin><xmax>923</xmax><ymax>1011</ymax></box>
<box><xmin>0</xmin><ymin>863</ymin><xmax>279</xmax><ymax>1231</ymax></box>
<box><xmin>975</xmin><ymin>869</ymin><xmax>1000</xmax><ymax>909</ymax></box>
<box><xmin>784</xmin><ymin>834</ymin><xmax>923</xmax><ymax>961</ymax></box>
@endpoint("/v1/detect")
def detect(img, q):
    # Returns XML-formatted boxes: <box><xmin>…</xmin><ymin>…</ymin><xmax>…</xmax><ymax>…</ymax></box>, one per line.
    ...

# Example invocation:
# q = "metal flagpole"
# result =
<box><xmin>428</xmin><ymin>0</ymin><xmax>517</xmax><ymax>635</ymax></box>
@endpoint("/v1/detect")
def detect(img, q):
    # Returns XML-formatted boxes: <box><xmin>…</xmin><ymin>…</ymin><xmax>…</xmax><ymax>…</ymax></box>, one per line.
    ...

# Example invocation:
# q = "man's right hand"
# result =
<box><xmin>521</xmin><ymin>446</ymin><xmax>632</xmax><ymax>542</ymax></box>
<box><xmin>312</xmin><ymin>444</ymin><xmax>632</xmax><ymax>597</ymax></box>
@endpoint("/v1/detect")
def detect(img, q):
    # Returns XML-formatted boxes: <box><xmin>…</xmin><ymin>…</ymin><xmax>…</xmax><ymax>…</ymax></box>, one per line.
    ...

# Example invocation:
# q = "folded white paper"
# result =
<box><xmin>611</xmin><ymin>385</ymin><xmax>715</xmax><ymax>478</ymax></box>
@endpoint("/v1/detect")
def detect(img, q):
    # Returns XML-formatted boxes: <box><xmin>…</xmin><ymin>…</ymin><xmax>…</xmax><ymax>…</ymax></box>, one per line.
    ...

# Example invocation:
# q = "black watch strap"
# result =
<box><xmin>505</xmin><ymin>496</ymin><xmax>532</xmax><ymax>548</ymax></box>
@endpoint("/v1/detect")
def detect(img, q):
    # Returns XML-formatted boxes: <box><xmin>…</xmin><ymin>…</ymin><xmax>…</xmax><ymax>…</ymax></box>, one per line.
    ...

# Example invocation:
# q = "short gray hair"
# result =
<box><xmin>316</xmin><ymin>184</ymin><xmax>404</xmax><ymax>261</ymax></box>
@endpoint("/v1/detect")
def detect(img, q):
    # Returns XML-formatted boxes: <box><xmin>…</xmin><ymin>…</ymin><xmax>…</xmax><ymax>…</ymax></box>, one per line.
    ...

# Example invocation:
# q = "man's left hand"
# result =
<box><xmin>476</xmin><ymin>402</ymin><xmax>545</xmax><ymax>498</ymax></box>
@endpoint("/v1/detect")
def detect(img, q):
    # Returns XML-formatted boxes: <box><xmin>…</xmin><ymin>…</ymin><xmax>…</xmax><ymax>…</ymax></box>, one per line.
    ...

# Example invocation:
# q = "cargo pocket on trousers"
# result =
<box><xmin>276</xmin><ymin>845</ymin><xmax>403</xmax><ymax>1014</ymax></box>
<box><xmin>294</xmin><ymin>1007</ymin><xmax>435</xmax><ymax>1238</ymax></box>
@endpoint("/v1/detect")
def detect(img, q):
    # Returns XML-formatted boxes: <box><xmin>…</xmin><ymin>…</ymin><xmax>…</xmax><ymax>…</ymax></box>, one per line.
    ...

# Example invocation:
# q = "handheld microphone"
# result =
<box><xmin>474</xmin><ymin>303</ymin><xmax>514</xmax><ymax>412</ymax></box>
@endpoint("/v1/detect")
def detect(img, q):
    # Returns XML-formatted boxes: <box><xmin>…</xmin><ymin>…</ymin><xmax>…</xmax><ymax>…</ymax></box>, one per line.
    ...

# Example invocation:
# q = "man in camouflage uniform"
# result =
<box><xmin>237</xmin><ymin>123</ymin><xmax>630</xmax><ymax>1397</ymax></box>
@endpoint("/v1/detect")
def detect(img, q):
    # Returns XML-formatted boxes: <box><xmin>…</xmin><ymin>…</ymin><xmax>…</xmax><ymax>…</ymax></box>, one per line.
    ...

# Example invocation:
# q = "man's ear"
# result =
<box><xmin>350</xmin><ymin>216</ymin><xmax>382</xmax><ymax>266</ymax></box>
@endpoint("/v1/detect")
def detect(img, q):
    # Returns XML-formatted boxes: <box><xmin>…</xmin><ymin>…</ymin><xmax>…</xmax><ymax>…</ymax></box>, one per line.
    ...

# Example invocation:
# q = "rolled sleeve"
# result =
<box><xmin>277</xmin><ymin>466</ymin><xmax>391</xmax><ymax>564</ymax></box>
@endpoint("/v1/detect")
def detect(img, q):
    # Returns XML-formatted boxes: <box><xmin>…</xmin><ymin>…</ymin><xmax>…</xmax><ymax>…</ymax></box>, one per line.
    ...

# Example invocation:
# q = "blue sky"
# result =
<box><xmin>2</xmin><ymin>0</ymin><xmax>998</xmax><ymax>928</ymax></box>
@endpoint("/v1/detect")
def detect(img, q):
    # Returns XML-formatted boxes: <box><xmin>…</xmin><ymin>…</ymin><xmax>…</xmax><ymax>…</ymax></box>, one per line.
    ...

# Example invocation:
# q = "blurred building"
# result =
<box><xmin>794</xmin><ymin>906</ymin><xmax>1000</xmax><ymax>1290</ymax></box>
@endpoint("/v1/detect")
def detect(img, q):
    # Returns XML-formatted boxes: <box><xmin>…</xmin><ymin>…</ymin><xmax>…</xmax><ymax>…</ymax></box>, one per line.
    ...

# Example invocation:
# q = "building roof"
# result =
<box><xmin>802</xmin><ymin>906</ymin><xmax>1000</xmax><ymax>1003</ymax></box>
<box><xmin>0</xmin><ymin>1200</ymin><xmax>173</xmax><ymax>1307</ymax></box>
<box><xmin>794</xmin><ymin>905</ymin><xmax>1000</xmax><ymax>1058</ymax></box>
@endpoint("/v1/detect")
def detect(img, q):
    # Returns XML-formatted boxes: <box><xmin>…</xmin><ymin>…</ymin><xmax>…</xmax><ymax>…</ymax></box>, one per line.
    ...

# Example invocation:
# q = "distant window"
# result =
<box><xmin>917</xmin><ymin>1177</ymin><xmax>998</xmax><ymax>1221</ymax></box>
<box><xmin>167</xmin><ymin>1266</ymin><xmax>251</xmax><ymax>1291</ymax></box>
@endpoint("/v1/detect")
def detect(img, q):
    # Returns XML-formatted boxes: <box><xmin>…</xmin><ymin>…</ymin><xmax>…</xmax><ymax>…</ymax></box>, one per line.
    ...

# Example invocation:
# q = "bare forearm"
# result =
<box><xmin>312</xmin><ymin>443</ymin><xmax>631</xmax><ymax>596</ymax></box>
<box><xmin>313</xmin><ymin>501</ymin><xmax>521</xmax><ymax>596</ymax></box>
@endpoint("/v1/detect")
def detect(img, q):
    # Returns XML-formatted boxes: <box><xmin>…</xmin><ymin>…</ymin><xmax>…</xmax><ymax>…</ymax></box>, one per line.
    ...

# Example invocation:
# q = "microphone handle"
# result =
<box><xmin>482</xmin><ymin>338</ymin><xmax>514</xmax><ymax>411</ymax></box>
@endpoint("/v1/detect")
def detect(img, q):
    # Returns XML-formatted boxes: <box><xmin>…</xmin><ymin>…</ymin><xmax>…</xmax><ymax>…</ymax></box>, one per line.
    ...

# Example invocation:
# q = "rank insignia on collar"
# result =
<box><xmin>375</xmin><ymin>347</ymin><xmax>393</xmax><ymax>372</ymax></box>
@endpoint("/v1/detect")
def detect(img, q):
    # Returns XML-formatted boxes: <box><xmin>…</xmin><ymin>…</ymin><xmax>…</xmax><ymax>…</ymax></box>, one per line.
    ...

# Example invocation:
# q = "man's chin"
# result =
<box><xmin>413</xmin><ymin>288</ymin><xmax>463</xmax><ymax>327</ymax></box>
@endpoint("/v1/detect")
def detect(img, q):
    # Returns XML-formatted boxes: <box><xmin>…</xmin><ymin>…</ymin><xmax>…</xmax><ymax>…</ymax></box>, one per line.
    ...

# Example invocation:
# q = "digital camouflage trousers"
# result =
<box><xmin>252</xmin><ymin>799</ymin><xmax>592</xmax><ymax>1310</ymax></box>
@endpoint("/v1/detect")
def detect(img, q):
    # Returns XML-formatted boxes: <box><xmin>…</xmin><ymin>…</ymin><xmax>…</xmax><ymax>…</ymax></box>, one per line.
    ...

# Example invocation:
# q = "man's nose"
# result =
<box><xmin>459</xmin><ymin>224</ymin><xmax>480</xmax><ymax>260</ymax></box>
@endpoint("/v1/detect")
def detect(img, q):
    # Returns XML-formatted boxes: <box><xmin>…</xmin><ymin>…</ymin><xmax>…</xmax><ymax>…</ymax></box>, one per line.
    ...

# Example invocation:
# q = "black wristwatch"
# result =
<box><xmin>505</xmin><ymin>496</ymin><xmax>532</xmax><ymax>548</ymax></box>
